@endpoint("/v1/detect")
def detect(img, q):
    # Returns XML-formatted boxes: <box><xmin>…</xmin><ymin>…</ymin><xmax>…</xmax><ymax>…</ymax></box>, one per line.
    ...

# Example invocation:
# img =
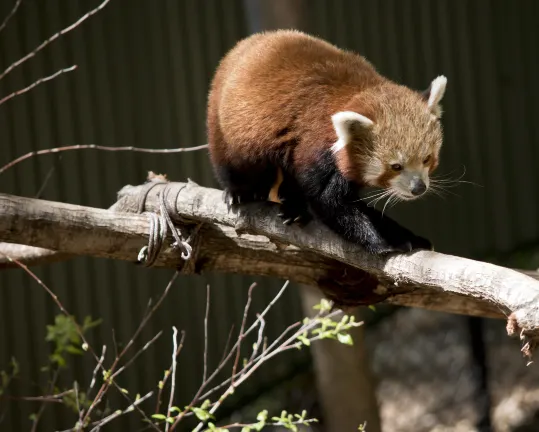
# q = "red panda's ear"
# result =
<box><xmin>421</xmin><ymin>75</ymin><xmax>447</xmax><ymax>118</ymax></box>
<box><xmin>331</xmin><ymin>111</ymin><xmax>374</xmax><ymax>153</ymax></box>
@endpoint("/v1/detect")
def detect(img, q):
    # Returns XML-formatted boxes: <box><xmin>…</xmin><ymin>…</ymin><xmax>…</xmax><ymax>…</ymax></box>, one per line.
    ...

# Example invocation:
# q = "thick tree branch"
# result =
<box><xmin>1</xmin><ymin>179</ymin><xmax>539</xmax><ymax>357</ymax></box>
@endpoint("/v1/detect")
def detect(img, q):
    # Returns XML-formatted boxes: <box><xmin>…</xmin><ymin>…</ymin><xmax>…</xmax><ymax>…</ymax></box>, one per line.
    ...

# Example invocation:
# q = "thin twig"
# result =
<box><xmin>165</xmin><ymin>327</ymin><xmax>179</xmax><ymax>432</ymax></box>
<box><xmin>0</xmin><ymin>389</ymin><xmax>73</xmax><ymax>403</ymax></box>
<box><xmin>80</xmin><ymin>272</ymin><xmax>179</xmax><ymax>428</ymax></box>
<box><xmin>231</xmin><ymin>283</ymin><xmax>256</xmax><ymax>386</ymax></box>
<box><xmin>217</xmin><ymin>419</ymin><xmax>319</xmax><ymax>430</ymax></box>
<box><xmin>35</xmin><ymin>155</ymin><xmax>62</xmax><ymax>199</ymax></box>
<box><xmin>0</xmin><ymin>65</ymin><xmax>77</xmax><ymax>106</ymax></box>
<box><xmin>0</xmin><ymin>143</ymin><xmax>209</xmax><ymax>175</ymax></box>
<box><xmin>3</xmin><ymin>254</ymin><xmax>159</xmax><ymax>431</ymax></box>
<box><xmin>0</xmin><ymin>0</ymin><xmax>22</xmax><ymax>34</ymax></box>
<box><xmin>111</xmin><ymin>331</ymin><xmax>162</xmax><ymax>380</ymax></box>
<box><xmin>87</xmin><ymin>391</ymin><xmax>153</xmax><ymax>432</ymax></box>
<box><xmin>30</xmin><ymin>368</ymin><xmax>60</xmax><ymax>432</ymax></box>
<box><xmin>192</xmin><ymin>310</ymin><xmax>347</xmax><ymax>432</ymax></box>
<box><xmin>219</xmin><ymin>326</ymin><xmax>235</xmax><ymax>367</ymax></box>
<box><xmin>88</xmin><ymin>345</ymin><xmax>107</xmax><ymax>395</ymax></box>
<box><xmin>155</xmin><ymin>330</ymin><xmax>185</xmax><ymax>414</ymax></box>
<box><xmin>168</xmin><ymin>281</ymin><xmax>290</xmax><ymax>431</ymax></box>
<box><xmin>0</xmin><ymin>0</ymin><xmax>110</xmax><ymax>81</ymax></box>
<box><xmin>202</xmin><ymin>285</ymin><xmax>210</xmax><ymax>384</ymax></box>
<box><xmin>74</xmin><ymin>381</ymin><xmax>82</xmax><ymax>429</ymax></box>
<box><xmin>246</xmin><ymin>314</ymin><xmax>265</xmax><ymax>367</ymax></box>
<box><xmin>201</xmin><ymin>310</ymin><xmax>347</xmax><ymax>431</ymax></box>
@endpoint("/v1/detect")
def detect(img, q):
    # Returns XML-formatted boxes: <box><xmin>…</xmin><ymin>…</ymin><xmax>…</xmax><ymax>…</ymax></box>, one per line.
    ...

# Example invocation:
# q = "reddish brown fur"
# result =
<box><xmin>207</xmin><ymin>30</ymin><xmax>443</xmax><ymax>195</ymax></box>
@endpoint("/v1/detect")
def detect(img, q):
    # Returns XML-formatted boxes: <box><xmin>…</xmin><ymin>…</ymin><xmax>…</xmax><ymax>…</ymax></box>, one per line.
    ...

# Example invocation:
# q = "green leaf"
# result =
<box><xmin>151</xmin><ymin>414</ymin><xmax>167</xmax><ymax>420</ymax></box>
<box><xmin>337</xmin><ymin>333</ymin><xmax>353</xmax><ymax>346</ymax></box>
<box><xmin>256</xmin><ymin>410</ymin><xmax>268</xmax><ymax>422</ymax></box>
<box><xmin>66</xmin><ymin>345</ymin><xmax>84</xmax><ymax>356</ymax></box>
<box><xmin>192</xmin><ymin>407</ymin><xmax>213</xmax><ymax>421</ymax></box>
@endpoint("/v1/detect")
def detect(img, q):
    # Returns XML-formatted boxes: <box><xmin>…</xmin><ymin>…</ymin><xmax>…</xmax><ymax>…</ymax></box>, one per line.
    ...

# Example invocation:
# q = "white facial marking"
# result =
<box><xmin>427</xmin><ymin>75</ymin><xmax>447</xmax><ymax>115</ymax></box>
<box><xmin>363</xmin><ymin>157</ymin><xmax>384</xmax><ymax>185</ymax></box>
<box><xmin>331</xmin><ymin>111</ymin><xmax>374</xmax><ymax>153</ymax></box>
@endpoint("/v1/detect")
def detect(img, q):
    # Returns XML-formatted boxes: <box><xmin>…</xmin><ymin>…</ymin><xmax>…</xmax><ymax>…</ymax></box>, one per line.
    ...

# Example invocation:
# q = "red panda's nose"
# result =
<box><xmin>411</xmin><ymin>178</ymin><xmax>427</xmax><ymax>196</ymax></box>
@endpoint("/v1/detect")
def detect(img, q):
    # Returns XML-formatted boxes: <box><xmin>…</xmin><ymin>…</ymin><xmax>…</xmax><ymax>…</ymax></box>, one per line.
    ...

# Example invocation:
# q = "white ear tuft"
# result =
<box><xmin>427</xmin><ymin>75</ymin><xmax>447</xmax><ymax>112</ymax></box>
<box><xmin>331</xmin><ymin>111</ymin><xmax>374</xmax><ymax>153</ymax></box>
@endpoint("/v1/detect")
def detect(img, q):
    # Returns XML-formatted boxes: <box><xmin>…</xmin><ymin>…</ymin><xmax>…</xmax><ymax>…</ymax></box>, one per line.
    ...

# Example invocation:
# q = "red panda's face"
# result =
<box><xmin>331</xmin><ymin>76</ymin><xmax>447</xmax><ymax>202</ymax></box>
<box><xmin>361</xmin><ymin>115</ymin><xmax>443</xmax><ymax>200</ymax></box>
<box><xmin>367</xmin><ymin>152</ymin><xmax>439</xmax><ymax>200</ymax></box>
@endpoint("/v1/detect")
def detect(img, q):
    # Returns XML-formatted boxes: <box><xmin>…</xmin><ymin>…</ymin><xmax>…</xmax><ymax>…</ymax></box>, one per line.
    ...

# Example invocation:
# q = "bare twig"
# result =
<box><xmin>217</xmin><ymin>419</ymin><xmax>319</xmax><ymax>430</ymax></box>
<box><xmin>0</xmin><ymin>0</ymin><xmax>21</xmax><ymax>34</ymax></box>
<box><xmin>165</xmin><ymin>327</ymin><xmax>179</xmax><ymax>432</ymax></box>
<box><xmin>0</xmin><ymin>389</ymin><xmax>73</xmax><ymax>403</ymax></box>
<box><xmin>219</xmin><ymin>326</ymin><xmax>235</xmax><ymax>367</ymax></box>
<box><xmin>30</xmin><ymin>368</ymin><xmax>60</xmax><ymax>432</ymax></box>
<box><xmin>88</xmin><ymin>346</ymin><xmax>107</xmax><ymax>394</ymax></box>
<box><xmin>0</xmin><ymin>0</ymin><xmax>110</xmax><ymax>81</ymax></box>
<box><xmin>232</xmin><ymin>283</ymin><xmax>255</xmax><ymax>386</ymax></box>
<box><xmin>155</xmin><ymin>330</ymin><xmax>185</xmax><ymax>414</ymax></box>
<box><xmin>0</xmin><ymin>256</ymin><xmax>160</xmax><ymax>431</ymax></box>
<box><xmin>0</xmin><ymin>65</ymin><xmax>77</xmax><ymax>106</ymax></box>
<box><xmin>203</xmin><ymin>285</ymin><xmax>210</xmax><ymax>385</ymax></box>
<box><xmin>111</xmin><ymin>331</ymin><xmax>162</xmax><ymax>380</ymax></box>
<box><xmin>168</xmin><ymin>281</ymin><xmax>290</xmax><ymax>431</ymax></box>
<box><xmin>191</xmin><ymin>309</ymin><xmax>350</xmax><ymax>432</ymax></box>
<box><xmin>0</xmin><ymin>143</ymin><xmax>209</xmax><ymax>175</ymax></box>
<box><xmin>79</xmin><ymin>272</ymin><xmax>179</xmax><ymax>428</ymax></box>
<box><xmin>87</xmin><ymin>391</ymin><xmax>153</xmax><ymax>432</ymax></box>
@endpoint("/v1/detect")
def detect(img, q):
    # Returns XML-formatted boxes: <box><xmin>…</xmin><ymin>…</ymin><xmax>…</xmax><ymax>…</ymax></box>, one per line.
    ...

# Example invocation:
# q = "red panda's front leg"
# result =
<box><xmin>297</xmin><ymin>153</ymin><xmax>432</xmax><ymax>255</ymax></box>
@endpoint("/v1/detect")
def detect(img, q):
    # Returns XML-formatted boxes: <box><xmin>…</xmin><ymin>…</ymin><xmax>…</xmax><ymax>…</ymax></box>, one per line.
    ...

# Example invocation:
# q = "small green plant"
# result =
<box><xmin>0</xmin><ymin>357</ymin><xmax>19</xmax><ymax>396</ymax></box>
<box><xmin>45</xmin><ymin>314</ymin><xmax>101</xmax><ymax>368</ymax></box>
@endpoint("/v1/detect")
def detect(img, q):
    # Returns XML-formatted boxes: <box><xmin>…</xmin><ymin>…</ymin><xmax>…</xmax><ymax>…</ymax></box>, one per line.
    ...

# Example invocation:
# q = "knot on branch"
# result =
<box><xmin>137</xmin><ymin>180</ymin><xmax>199</xmax><ymax>267</ymax></box>
<box><xmin>317</xmin><ymin>266</ymin><xmax>387</xmax><ymax>310</ymax></box>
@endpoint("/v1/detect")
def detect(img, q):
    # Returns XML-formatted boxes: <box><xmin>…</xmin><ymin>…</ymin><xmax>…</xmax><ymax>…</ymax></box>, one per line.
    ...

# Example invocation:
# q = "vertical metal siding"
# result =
<box><xmin>0</xmin><ymin>1</ymin><xmax>307</xmax><ymax>431</ymax></box>
<box><xmin>1</xmin><ymin>0</ymin><xmax>539</xmax><ymax>430</ymax></box>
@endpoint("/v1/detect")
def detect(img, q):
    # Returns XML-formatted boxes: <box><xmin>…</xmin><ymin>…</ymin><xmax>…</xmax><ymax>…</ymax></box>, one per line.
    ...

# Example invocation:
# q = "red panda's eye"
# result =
<box><xmin>391</xmin><ymin>164</ymin><xmax>403</xmax><ymax>171</ymax></box>
<box><xmin>423</xmin><ymin>155</ymin><xmax>431</xmax><ymax>164</ymax></box>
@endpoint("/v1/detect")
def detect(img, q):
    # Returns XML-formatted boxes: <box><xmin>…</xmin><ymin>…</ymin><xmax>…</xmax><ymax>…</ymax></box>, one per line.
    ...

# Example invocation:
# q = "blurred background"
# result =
<box><xmin>1</xmin><ymin>0</ymin><xmax>539</xmax><ymax>431</ymax></box>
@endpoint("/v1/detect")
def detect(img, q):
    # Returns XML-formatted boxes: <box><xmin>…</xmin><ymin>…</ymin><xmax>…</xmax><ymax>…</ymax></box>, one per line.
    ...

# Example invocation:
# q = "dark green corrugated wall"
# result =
<box><xmin>0</xmin><ymin>1</ymin><xmax>306</xmax><ymax>431</ymax></box>
<box><xmin>1</xmin><ymin>0</ymin><xmax>539</xmax><ymax>431</ymax></box>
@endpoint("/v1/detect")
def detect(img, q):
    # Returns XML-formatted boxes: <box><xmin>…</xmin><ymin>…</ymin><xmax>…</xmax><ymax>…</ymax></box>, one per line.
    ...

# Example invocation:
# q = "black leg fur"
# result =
<box><xmin>296</xmin><ymin>150</ymin><xmax>432</xmax><ymax>255</ymax></box>
<box><xmin>277</xmin><ymin>172</ymin><xmax>312</xmax><ymax>226</ymax></box>
<box><xmin>214</xmin><ymin>163</ymin><xmax>276</xmax><ymax>210</ymax></box>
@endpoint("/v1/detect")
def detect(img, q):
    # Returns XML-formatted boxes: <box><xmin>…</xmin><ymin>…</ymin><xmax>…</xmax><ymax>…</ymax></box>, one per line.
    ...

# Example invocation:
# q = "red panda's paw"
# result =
<box><xmin>364</xmin><ymin>236</ymin><xmax>432</xmax><ymax>255</ymax></box>
<box><xmin>277</xmin><ymin>202</ymin><xmax>312</xmax><ymax>227</ymax></box>
<box><xmin>222</xmin><ymin>188</ymin><xmax>266</xmax><ymax>211</ymax></box>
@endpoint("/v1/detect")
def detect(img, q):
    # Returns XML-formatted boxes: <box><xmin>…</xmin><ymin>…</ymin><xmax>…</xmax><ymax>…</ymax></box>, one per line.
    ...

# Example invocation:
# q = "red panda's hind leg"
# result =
<box><xmin>214</xmin><ymin>162</ymin><xmax>277</xmax><ymax>210</ymax></box>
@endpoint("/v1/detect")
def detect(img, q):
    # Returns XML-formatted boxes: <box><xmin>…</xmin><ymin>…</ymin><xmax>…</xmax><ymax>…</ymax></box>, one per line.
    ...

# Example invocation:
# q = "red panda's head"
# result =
<box><xmin>331</xmin><ymin>76</ymin><xmax>447</xmax><ymax>201</ymax></box>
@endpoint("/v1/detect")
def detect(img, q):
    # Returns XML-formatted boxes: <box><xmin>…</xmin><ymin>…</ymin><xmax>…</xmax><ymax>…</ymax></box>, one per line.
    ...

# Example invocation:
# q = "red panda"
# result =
<box><xmin>207</xmin><ymin>30</ymin><xmax>447</xmax><ymax>254</ymax></box>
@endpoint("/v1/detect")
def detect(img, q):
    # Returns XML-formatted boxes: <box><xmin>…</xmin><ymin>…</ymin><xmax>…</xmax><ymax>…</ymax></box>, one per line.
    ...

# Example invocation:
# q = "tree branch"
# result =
<box><xmin>1</xmin><ymin>179</ymin><xmax>539</xmax><ymax>357</ymax></box>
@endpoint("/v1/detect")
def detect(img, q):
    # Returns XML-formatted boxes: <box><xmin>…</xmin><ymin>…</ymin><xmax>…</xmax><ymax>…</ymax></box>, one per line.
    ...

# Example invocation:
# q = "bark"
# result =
<box><xmin>1</xmin><ymin>179</ymin><xmax>539</xmax><ymax>357</ymax></box>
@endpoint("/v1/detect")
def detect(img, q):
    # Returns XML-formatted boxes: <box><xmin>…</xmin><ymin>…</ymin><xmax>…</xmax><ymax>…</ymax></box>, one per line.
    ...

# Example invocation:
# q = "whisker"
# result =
<box><xmin>357</xmin><ymin>190</ymin><xmax>388</xmax><ymax>201</ymax></box>
<box><xmin>368</xmin><ymin>191</ymin><xmax>392</xmax><ymax>208</ymax></box>
<box><xmin>382</xmin><ymin>194</ymin><xmax>395</xmax><ymax>217</ymax></box>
